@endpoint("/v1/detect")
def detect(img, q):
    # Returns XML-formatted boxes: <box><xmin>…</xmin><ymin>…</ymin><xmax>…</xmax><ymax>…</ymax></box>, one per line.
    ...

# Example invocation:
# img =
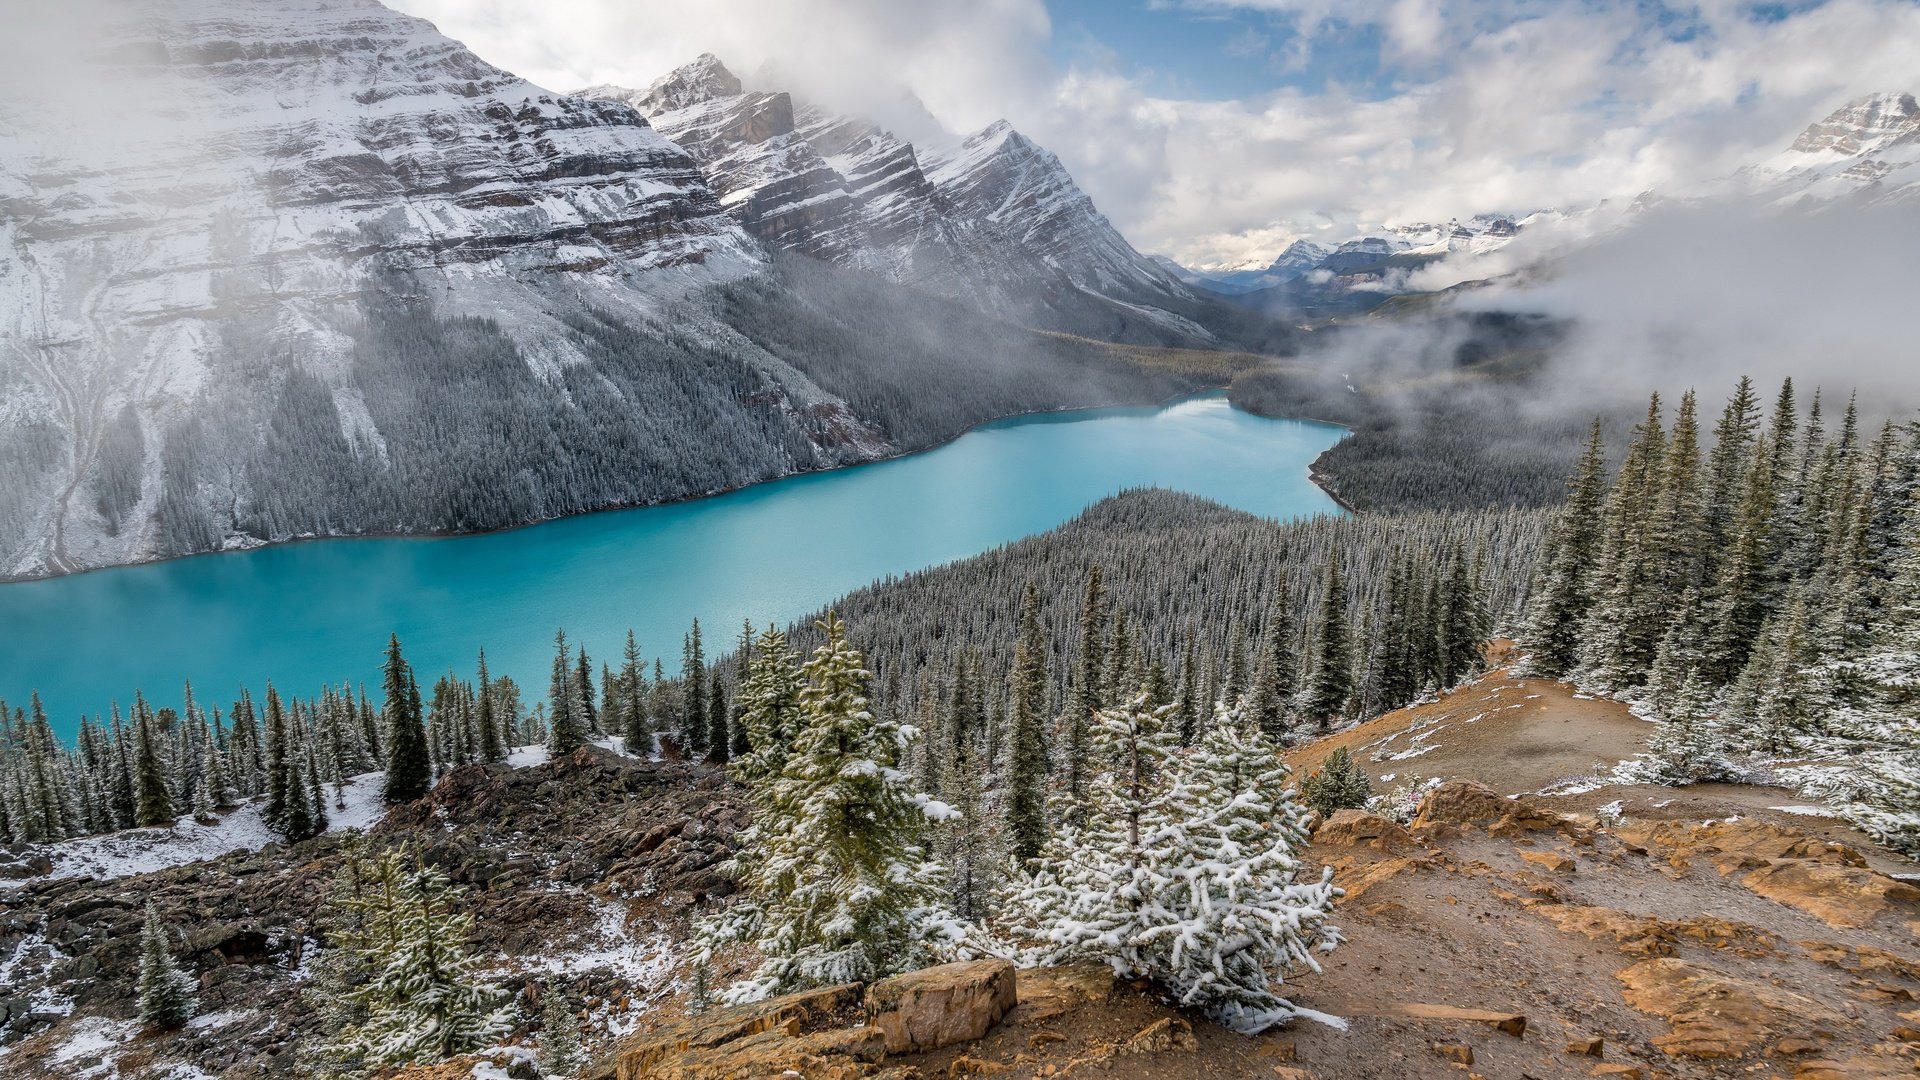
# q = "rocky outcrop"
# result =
<box><xmin>864</xmin><ymin>960</ymin><xmax>1018</xmax><ymax>1053</ymax></box>
<box><xmin>1616</xmin><ymin>958</ymin><xmax>1839</xmax><ymax>1059</ymax></box>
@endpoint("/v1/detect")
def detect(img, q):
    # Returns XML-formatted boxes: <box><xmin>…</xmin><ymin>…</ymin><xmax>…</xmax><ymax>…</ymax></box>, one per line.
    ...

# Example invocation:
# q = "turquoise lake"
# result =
<box><xmin>0</xmin><ymin>393</ymin><xmax>1345</xmax><ymax>740</ymax></box>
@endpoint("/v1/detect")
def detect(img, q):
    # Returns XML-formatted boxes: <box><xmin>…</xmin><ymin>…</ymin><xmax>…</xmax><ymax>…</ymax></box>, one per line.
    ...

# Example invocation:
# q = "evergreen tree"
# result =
<box><xmin>681</xmin><ymin>620</ymin><xmax>708</xmax><ymax>755</ymax></box>
<box><xmin>574</xmin><ymin>647</ymin><xmax>599</xmax><ymax>736</ymax></box>
<box><xmin>322</xmin><ymin>847</ymin><xmax>512</xmax><ymax>1068</ymax></box>
<box><xmin>705</xmin><ymin>671</ymin><xmax>730</xmax><ymax>764</ymax></box>
<box><xmin>734</xmin><ymin>627</ymin><xmax>804</xmax><ymax>786</ymax></box>
<box><xmin>1005</xmin><ymin>587</ymin><xmax>1051</xmax><ymax>865</ymax></box>
<box><xmin>1302</xmin><ymin>556</ymin><xmax>1353</xmax><ymax>730</ymax></box>
<box><xmin>547</xmin><ymin>630</ymin><xmax>587</xmax><ymax>756</ymax></box>
<box><xmin>1247</xmin><ymin>602</ymin><xmax>1296</xmax><ymax>743</ymax></box>
<box><xmin>1522</xmin><ymin>419</ymin><xmax>1610</xmax><ymax>676</ymax></box>
<box><xmin>475</xmin><ymin>651</ymin><xmax>503</xmax><ymax>763</ymax></box>
<box><xmin>136</xmin><ymin>903</ymin><xmax>197</xmax><ymax>1031</ymax></box>
<box><xmin>382</xmin><ymin>635</ymin><xmax>432</xmax><ymax>803</ymax></box>
<box><xmin>618</xmin><ymin>631</ymin><xmax>650</xmax><ymax>757</ymax></box>
<box><xmin>695</xmin><ymin>614</ymin><xmax>965</xmax><ymax>1002</ymax></box>
<box><xmin>1299</xmin><ymin>746</ymin><xmax>1373</xmax><ymax>820</ymax></box>
<box><xmin>1064</xmin><ymin>566</ymin><xmax>1107</xmax><ymax>808</ymax></box>
<box><xmin>539</xmin><ymin>986</ymin><xmax>583</xmax><ymax>1078</ymax></box>
<box><xmin>1002</xmin><ymin>694</ymin><xmax>1339</xmax><ymax>1033</ymax></box>
<box><xmin>131</xmin><ymin>694</ymin><xmax>173</xmax><ymax>828</ymax></box>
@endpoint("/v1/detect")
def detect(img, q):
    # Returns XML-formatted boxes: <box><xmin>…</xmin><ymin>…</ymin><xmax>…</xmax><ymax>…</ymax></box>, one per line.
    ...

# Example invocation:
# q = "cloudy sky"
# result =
<box><xmin>392</xmin><ymin>0</ymin><xmax>1920</xmax><ymax>268</ymax></box>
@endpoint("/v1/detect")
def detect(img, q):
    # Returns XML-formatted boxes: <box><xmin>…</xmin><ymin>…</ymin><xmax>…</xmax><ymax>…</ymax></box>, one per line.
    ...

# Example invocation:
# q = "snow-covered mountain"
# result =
<box><xmin>1733</xmin><ymin>90</ymin><xmax>1920</xmax><ymax>207</ymax></box>
<box><xmin>2</xmin><ymin>1</ymin><xmax>1234</xmax><ymax>583</ymax></box>
<box><xmin>578</xmin><ymin>57</ymin><xmax>1202</xmax><ymax>331</ymax></box>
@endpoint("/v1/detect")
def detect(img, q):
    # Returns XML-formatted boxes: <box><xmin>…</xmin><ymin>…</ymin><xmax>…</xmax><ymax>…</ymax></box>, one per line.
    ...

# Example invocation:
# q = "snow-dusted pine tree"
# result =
<box><xmin>1002</xmin><ymin>695</ymin><xmax>1339</xmax><ymax>1033</ymax></box>
<box><xmin>136</xmin><ymin>903</ymin><xmax>197</xmax><ymax>1030</ymax></box>
<box><xmin>696</xmin><ymin>613</ymin><xmax>973</xmax><ymax>1003</ymax></box>
<box><xmin>324</xmin><ymin>848</ymin><xmax>512</xmax><ymax>1068</ymax></box>
<box><xmin>539</xmin><ymin>985</ymin><xmax>583</xmax><ymax>1078</ymax></box>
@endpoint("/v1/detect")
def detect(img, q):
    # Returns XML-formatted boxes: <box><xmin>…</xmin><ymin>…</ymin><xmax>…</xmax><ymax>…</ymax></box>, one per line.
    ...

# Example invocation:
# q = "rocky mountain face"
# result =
<box><xmin>0</xmin><ymin>3</ymin><xmax>1233</xmax><ymax>582</ymax></box>
<box><xmin>578</xmin><ymin>57</ymin><xmax>1207</xmax><ymax>338</ymax></box>
<box><xmin>1742</xmin><ymin>89</ymin><xmax>1920</xmax><ymax>206</ymax></box>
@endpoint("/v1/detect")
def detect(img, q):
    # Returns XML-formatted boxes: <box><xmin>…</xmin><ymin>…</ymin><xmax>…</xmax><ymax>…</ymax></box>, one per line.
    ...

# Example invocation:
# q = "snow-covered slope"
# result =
<box><xmin>578</xmin><ymin>56</ymin><xmax>1200</xmax><ymax>327</ymax></box>
<box><xmin>0</xmin><ymin>2</ymin><xmax>1012</xmax><ymax>582</ymax></box>
<box><xmin>1734</xmin><ymin>90</ymin><xmax>1920</xmax><ymax>207</ymax></box>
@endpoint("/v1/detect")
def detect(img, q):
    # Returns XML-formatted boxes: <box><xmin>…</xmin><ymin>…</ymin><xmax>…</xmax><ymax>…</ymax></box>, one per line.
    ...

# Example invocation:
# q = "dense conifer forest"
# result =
<box><xmin>1519</xmin><ymin>377</ymin><xmax>1920</xmax><ymax>851</ymax></box>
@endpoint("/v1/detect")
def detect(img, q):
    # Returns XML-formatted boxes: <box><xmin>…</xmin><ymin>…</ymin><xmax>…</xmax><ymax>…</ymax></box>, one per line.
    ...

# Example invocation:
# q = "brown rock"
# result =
<box><xmin>1793</xmin><ymin>1058</ymin><xmax>1915</xmax><ymax>1079</ymax></box>
<box><xmin>1330</xmin><ymin>855</ymin><xmax>1421</xmax><ymax>903</ymax></box>
<box><xmin>616</xmin><ymin>984</ymin><xmax>861</xmax><ymax>1080</ymax></box>
<box><xmin>1315</xmin><ymin>810</ymin><xmax>1418</xmax><ymax>852</ymax></box>
<box><xmin>1027</xmin><ymin>1031</ymin><xmax>1066</xmax><ymax>1049</ymax></box>
<box><xmin>1263</xmin><ymin>1038</ymin><xmax>1297</xmax><ymax>1061</ymax></box>
<box><xmin>1271</xmin><ymin>1068</ymin><xmax>1317</xmax><ymax>1079</ymax></box>
<box><xmin>1616</xmin><ymin>958</ymin><xmax>1835</xmax><ymax>1059</ymax></box>
<box><xmin>1891</xmin><ymin>1026</ymin><xmax>1920</xmax><ymax>1042</ymax></box>
<box><xmin>1589</xmin><ymin>1066</ymin><xmax>1642</xmax><ymax>1079</ymax></box>
<box><xmin>1395</xmin><ymin>1003</ymin><xmax>1526</xmax><ymax>1036</ymax></box>
<box><xmin>946</xmin><ymin>1056</ymin><xmax>1008</xmax><ymax>1077</ymax></box>
<box><xmin>1536</xmin><ymin>903</ymin><xmax>1772</xmax><ymax>958</ymax></box>
<box><xmin>1412</xmin><ymin>781</ymin><xmax>1518</xmax><ymax>829</ymax></box>
<box><xmin>1120</xmin><ymin>1016</ymin><xmax>1197</xmax><ymax>1054</ymax></box>
<box><xmin>1743</xmin><ymin>860</ymin><xmax>1920</xmax><ymax>929</ymax></box>
<box><xmin>1014</xmin><ymin>963</ymin><xmax>1115</xmax><ymax>1022</ymax></box>
<box><xmin>1519</xmin><ymin>849</ymin><xmax>1576</xmax><ymax>873</ymax></box>
<box><xmin>1615</xmin><ymin>820</ymin><xmax>1869</xmax><ymax>874</ymax></box>
<box><xmin>1431</xmin><ymin>1042</ymin><xmax>1474</xmax><ymax>1064</ymax></box>
<box><xmin>865</xmin><ymin>960</ymin><xmax>1017</xmax><ymax>1054</ymax></box>
<box><xmin>1566</xmin><ymin>1035</ymin><xmax>1605</xmax><ymax>1056</ymax></box>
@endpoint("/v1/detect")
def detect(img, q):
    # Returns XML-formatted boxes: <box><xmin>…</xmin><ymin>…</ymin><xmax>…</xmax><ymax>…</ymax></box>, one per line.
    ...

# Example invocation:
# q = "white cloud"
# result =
<box><xmin>387</xmin><ymin>0</ymin><xmax>1920</xmax><ymax>267</ymax></box>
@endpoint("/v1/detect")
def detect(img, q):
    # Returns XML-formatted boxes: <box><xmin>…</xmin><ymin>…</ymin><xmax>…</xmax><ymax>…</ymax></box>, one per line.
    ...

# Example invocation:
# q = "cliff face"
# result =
<box><xmin>580</xmin><ymin>56</ymin><xmax>1205</xmax><ymax>332</ymax></box>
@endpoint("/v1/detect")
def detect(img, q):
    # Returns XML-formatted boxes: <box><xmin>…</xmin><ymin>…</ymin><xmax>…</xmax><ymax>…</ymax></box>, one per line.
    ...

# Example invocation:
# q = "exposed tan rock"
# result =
<box><xmin>1615</xmin><ymin>820</ymin><xmax>1868</xmax><ymax>873</ymax></box>
<box><xmin>1519</xmin><ymin>849</ymin><xmax>1576</xmax><ymax>873</ymax></box>
<box><xmin>1588</xmin><ymin>1066</ymin><xmax>1642</xmax><ymax>1079</ymax></box>
<box><xmin>1616</xmin><ymin>958</ymin><xmax>1835</xmax><ymax>1059</ymax></box>
<box><xmin>1566</xmin><ymin>1035</ymin><xmax>1605</xmax><ymax>1056</ymax></box>
<box><xmin>616</xmin><ymin>983</ymin><xmax>862</xmax><ymax>1080</ymax></box>
<box><xmin>1014</xmin><ymin>963</ymin><xmax>1115</xmax><ymax>1022</ymax></box>
<box><xmin>1792</xmin><ymin>1057</ymin><xmax>1916</xmax><ymax>1079</ymax></box>
<box><xmin>1119</xmin><ymin>1016</ymin><xmax>1197</xmax><ymax>1054</ymax></box>
<box><xmin>1431</xmin><ymin>1041</ymin><xmax>1474</xmax><ymax>1064</ymax></box>
<box><xmin>945</xmin><ymin>1056</ymin><xmax>1007</xmax><ymax>1077</ymax></box>
<box><xmin>1535</xmin><ymin>903</ymin><xmax>1774</xmax><ymax>958</ymax></box>
<box><xmin>1742</xmin><ymin>859</ymin><xmax>1920</xmax><ymax>929</ymax></box>
<box><xmin>1394</xmin><ymin>1003</ymin><xmax>1527</xmax><ymax>1036</ymax></box>
<box><xmin>1315</xmin><ymin>810</ymin><xmax>1419</xmax><ymax>852</ymax></box>
<box><xmin>865</xmin><ymin>960</ymin><xmax>1018</xmax><ymax>1054</ymax></box>
<box><xmin>1328</xmin><ymin>854</ymin><xmax>1420</xmax><ymax>903</ymax></box>
<box><xmin>1801</xmin><ymin>940</ymin><xmax>1920</xmax><ymax>980</ymax></box>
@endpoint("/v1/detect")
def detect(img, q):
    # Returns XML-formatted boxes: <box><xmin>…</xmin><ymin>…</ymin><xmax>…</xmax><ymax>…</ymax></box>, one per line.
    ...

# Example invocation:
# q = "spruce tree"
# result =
<box><xmin>734</xmin><ymin>627</ymin><xmax>804</xmax><ymax>785</ymax></box>
<box><xmin>705</xmin><ymin>671</ymin><xmax>730</xmax><ymax>764</ymax></box>
<box><xmin>1523</xmin><ymin>419</ymin><xmax>1610</xmax><ymax>676</ymax></box>
<box><xmin>1006</xmin><ymin>586</ymin><xmax>1051</xmax><ymax>864</ymax></box>
<box><xmin>323</xmin><ymin>847</ymin><xmax>511</xmax><ymax>1067</ymax></box>
<box><xmin>681</xmin><ymin>620</ymin><xmax>708</xmax><ymax>755</ymax></box>
<box><xmin>540</xmin><ymin>986</ymin><xmax>583</xmax><ymax>1077</ymax></box>
<box><xmin>574</xmin><ymin>647</ymin><xmax>599</xmax><ymax>736</ymax></box>
<box><xmin>1065</xmin><ymin>566</ymin><xmax>1107</xmax><ymax>808</ymax></box>
<box><xmin>695</xmin><ymin>614</ymin><xmax>965</xmax><ymax>1002</ymax></box>
<box><xmin>131</xmin><ymin>693</ymin><xmax>173</xmax><ymax>828</ymax></box>
<box><xmin>136</xmin><ymin>903</ymin><xmax>197</xmax><ymax>1030</ymax></box>
<box><xmin>1302</xmin><ymin>556</ymin><xmax>1354</xmax><ymax>730</ymax></box>
<box><xmin>382</xmin><ymin>635</ymin><xmax>431</xmax><ymax>803</ymax></box>
<box><xmin>1247</xmin><ymin>602</ymin><xmax>1296</xmax><ymax>743</ymax></box>
<box><xmin>475</xmin><ymin>650</ymin><xmax>503</xmax><ymax>763</ymax></box>
<box><xmin>547</xmin><ymin>630</ymin><xmax>587</xmax><ymax>756</ymax></box>
<box><xmin>1003</xmin><ymin>694</ymin><xmax>1338</xmax><ymax>1033</ymax></box>
<box><xmin>1300</xmin><ymin>746</ymin><xmax>1373</xmax><ymax>820</ymax></box>
<box><xmin>619</xmin><ymin>631</ymin><xmax>650</xmax><ymax>757</ymax></box>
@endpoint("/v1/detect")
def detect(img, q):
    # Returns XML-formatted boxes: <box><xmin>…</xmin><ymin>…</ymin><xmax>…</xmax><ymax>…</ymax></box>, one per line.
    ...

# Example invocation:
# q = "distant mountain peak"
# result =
<box><xmin>638</xmin><ymin>52</ymin><xmax>744</xmax><ymax>114</ymax></box>
<box><xmin>1789</xmin><ymin>90</ymin><xmax>1920</xmax><ymax>155</ymax></box>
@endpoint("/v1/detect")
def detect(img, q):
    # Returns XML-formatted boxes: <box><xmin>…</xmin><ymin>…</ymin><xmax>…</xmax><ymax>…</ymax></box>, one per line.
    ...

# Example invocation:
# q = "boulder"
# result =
<box><xmin>1411</xmin><ymin>780</ymin><xmax>1570</xmax><ymax>837</ymax></box>
<box><xmin>1395</xmin><ymin>1003</ymin><xmax>1526</xmax><ymax>1036</ymax></box>
<box><xmin>864</xmin><ymin>960</ymin><xmax>1017</xmax><ymax>1054</ymax></box>
<box><xmin>615</xmin><ymin>983</ymin><xmax>861</xmax><ymax>1080</ymax></box>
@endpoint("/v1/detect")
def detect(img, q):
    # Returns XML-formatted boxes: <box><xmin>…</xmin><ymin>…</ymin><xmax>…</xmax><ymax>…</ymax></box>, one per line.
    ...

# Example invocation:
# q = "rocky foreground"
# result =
<box><xmin>4</xmin><ymin>707</ymin><xmax>1920</xmax><ymax>1079</ymax></box>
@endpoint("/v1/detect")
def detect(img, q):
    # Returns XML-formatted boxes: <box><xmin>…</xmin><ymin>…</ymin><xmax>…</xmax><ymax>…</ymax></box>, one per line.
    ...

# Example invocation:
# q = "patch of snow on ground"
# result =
<box><xmin>187</xmin><ymin>1007</ymin><xmax>254</xmax><ymax>1031</ymax></box>
<box><xmin>5</xmin><ymin>772</ymin><xmax>388</xmax><ymax>887</ymax></box>
<box><xmin>500</xmin><ymin>896</ymin><xmax>680</xmax><ymax>1039</ymax></box>
<box><xmin>49</xmin><ymin>1016</ymin><xmax>138</xmax><ymax>1077</ymax></box>
<box><xmin>1770</xmin><ymin>804</ymin><xmax>1844</xmax><ymax>818</ymax></box>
